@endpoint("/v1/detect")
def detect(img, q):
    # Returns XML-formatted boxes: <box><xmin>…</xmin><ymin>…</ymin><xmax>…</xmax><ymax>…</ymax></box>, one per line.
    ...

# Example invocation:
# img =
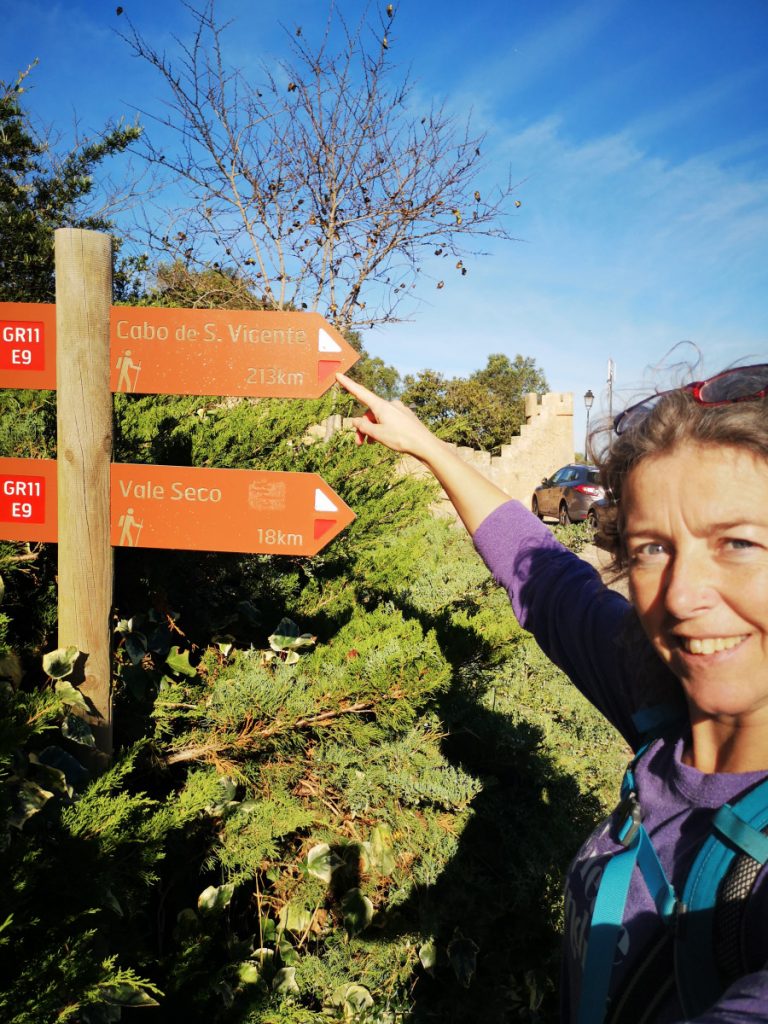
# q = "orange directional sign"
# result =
<box><xmin>0</xmin><ymin>457</ymin><xmax>58</xmax><ymax>543</ymax></box>
<box><xmin>0</xmin><ymin>459</ymin><xmax>354</xmax><ymax>556</ymax></box>
<box><xmin>111</xmin><ymin>464</ymin><xmax>354</xmax><ymax>555</ymax></box>
<box><xmin>0</xmin><ymin>304</ymin><xmax>358</xmax><ymax>397</ymax></box>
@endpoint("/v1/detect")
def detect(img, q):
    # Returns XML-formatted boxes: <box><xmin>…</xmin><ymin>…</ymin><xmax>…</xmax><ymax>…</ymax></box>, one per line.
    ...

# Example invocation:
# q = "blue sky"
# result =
<box><xmin>3</xmin><ymin>0</ymin><xmax>768</xmax><ymax>449</ymax></box>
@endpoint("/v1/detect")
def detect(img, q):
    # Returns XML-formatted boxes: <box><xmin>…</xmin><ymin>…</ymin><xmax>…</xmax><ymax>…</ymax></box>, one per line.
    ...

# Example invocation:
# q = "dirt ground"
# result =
<box><xmin>579</xmin><ymin>542</ymin><xmax>630</xmax><ymax>599</ymax></box>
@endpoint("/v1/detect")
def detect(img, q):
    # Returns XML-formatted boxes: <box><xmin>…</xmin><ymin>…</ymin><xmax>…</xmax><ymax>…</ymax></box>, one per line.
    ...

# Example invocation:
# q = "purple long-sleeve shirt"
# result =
<box><xmin>473</xmin><ymin>500</ymin><xmax>768</xmax><ymax>1023</ymax></box>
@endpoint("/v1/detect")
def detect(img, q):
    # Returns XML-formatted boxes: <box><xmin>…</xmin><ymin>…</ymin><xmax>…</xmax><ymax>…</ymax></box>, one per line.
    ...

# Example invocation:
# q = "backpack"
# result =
<box><xmin>578</xmin><ymin>709</ymin><xmax>768</xmax><ymax>1024</ymax></box>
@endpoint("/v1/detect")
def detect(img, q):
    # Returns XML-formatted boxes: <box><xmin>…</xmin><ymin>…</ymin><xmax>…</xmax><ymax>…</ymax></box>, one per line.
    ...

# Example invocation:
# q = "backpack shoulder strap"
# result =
<box><xmin>675</xmin><ymin>776</ymin><xmax>768</xmax><ymax>1018</ymax></box>
<box><xmin>578</xmin><ymin>741</ymin><xmax>679</xmax><ymax>1024</ymax></box>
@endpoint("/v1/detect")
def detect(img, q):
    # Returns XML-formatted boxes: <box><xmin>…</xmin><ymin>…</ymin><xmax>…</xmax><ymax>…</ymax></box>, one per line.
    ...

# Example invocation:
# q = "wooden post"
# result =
<box><xmin>55</xmin><ymin>229</ymin><xmax>113</xmax><ymax>758</ymax></box>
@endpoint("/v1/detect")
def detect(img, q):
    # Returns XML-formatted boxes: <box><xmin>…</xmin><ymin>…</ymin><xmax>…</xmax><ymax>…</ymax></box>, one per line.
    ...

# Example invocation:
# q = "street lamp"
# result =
<box><xmin>583</xmin><ymin>389</ymin><xmax>595</xmax><ymax>460</ymax></box>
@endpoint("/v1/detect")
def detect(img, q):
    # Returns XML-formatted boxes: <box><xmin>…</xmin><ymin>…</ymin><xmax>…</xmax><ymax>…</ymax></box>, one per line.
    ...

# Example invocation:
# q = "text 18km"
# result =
<box><xmin>256</xmin><ymin>528</ymin><xmax>303</xmax><ymax>546</ymax></box>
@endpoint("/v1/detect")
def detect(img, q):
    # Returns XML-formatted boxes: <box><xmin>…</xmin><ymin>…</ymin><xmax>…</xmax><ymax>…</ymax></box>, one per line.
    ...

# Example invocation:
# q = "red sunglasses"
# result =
<box><xmin>613</xmin><ymin>363</ymin><xmax>768</xmax><ymax>435</ymax></box>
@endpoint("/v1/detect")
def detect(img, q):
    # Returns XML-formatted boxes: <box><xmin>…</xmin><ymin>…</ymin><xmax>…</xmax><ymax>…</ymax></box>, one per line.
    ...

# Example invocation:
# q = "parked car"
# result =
<box><xmin>531</xmin><ymin>464</ymin><xmax>604</xmax><ymax>525</ymax></box>
<box><xmin>586</xmin><ymin>495</ymin><xmax>619</xmax><ymax>542</ymax></box>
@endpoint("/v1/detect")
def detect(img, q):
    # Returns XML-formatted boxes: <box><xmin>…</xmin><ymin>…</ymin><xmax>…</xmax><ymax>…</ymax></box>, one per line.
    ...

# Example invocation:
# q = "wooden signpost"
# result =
<box><xmin>1</xmin><ymin>228</ymin><xmax>359</xmax><ymax>758</ymax></box>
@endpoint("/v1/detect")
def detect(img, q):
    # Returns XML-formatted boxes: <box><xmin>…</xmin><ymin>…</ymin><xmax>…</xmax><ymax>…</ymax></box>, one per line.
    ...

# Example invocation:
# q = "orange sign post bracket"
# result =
<box><xmin>111</xmin><ymin>465</ymin><xmax>355</xmax><ymax>556</ymax></box>
<box><xmin>0</xmin><ymin>304</ymin><xmax>358</xmax><ymax>398</ymax></box>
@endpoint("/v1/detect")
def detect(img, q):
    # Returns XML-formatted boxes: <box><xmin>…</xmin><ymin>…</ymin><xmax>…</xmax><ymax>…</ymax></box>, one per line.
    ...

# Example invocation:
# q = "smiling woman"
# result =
<box><xmin>336</xmin><ymin>363</ymin><xmax>768</xmax><ymax>1024</ymax></box>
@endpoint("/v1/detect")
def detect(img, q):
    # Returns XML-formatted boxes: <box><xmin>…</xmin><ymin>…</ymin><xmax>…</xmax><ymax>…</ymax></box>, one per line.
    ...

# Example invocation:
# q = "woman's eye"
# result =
<box><xmin>629</xmin><ymin>541</ymin><xmax>668</xmax><ymax>564</ymax></box>
<box><xmin>723</xmin><ymin>537</ymin><xmax>756</xmax><ymax>552</ymax></box>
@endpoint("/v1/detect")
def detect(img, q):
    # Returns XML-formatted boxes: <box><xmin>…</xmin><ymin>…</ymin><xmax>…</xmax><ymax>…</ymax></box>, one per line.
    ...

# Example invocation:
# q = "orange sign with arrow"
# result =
<box><xmin>0</xmin><ymin>304</ymin><xmax>358</xmax><ymax>397</ymax></box>
<box><xmin>110</xmin><ymin>464</ymin><xmax>354</xmax><ymax>555</ymax></box>
<box><xmin>0</xmin><ymin>458</ymin><xmax>354</xmax><ymax>556</ymax></box>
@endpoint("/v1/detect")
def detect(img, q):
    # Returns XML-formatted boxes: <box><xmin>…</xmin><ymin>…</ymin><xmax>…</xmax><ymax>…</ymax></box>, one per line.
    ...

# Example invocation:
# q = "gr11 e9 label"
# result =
<box><xmin>0</xmin><ymin>459</ymin><xmax>57</xmax><ymax>542</ymax></box>
<box><xmin>0</xmin><ymin>474</ymin><xmax>46</xmax><ymax>524</ymax></box>
<box><xmin>0</xmin><ymin>320</ymin><xmax>45</xmax><ymax>371</ymax></box>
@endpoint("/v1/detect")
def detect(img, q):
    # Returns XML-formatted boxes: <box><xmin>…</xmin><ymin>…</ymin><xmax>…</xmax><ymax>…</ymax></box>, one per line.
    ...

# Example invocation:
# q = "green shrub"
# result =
<box><xmin>1</xmin><ymin>394</ymin><xmax>628</xmax><ymax>1023</ymax></box>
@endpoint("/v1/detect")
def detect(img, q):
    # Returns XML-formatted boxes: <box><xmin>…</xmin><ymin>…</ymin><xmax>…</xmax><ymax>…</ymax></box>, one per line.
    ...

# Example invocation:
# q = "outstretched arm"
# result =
<box><xmin>336</xmin><ymin>373</ymin><xmax>511</xmax><ymax>536</ymax></box>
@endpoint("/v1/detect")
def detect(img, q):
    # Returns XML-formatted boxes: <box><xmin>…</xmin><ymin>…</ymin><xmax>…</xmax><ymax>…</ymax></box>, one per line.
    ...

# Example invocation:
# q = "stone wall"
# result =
<box><xmin>312</xmin><ymin>391</ymin><xmax>575</xmax><ymax>508</ymax></box>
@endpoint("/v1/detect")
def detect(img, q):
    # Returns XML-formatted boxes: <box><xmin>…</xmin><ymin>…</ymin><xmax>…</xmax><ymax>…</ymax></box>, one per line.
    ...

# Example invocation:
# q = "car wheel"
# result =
<box><xmin>587</xmin><ymin>509</ymin><xmax>598</xmax><ymax>530</ymax></box>
<box><xmin>558</xmin><ymin>502</ymin><xmax>570</xmax><ymax>526</ymax></box>
<box><xmin>532</xmin><ymin>496</ymin><xmax>542</xmax><ymax>519</ymax></box>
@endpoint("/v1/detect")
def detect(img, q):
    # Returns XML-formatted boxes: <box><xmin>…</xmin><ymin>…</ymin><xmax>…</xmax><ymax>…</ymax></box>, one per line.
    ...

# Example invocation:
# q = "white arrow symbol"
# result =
<box><xmin>314</xmin><ymin>488</ymin><xmax>338</xmax><ymax>513</ymax></box>
<box><xmin>318</xmin><ymin>327</ymin><xmax>342</xmax><ymax>353</ymax></box>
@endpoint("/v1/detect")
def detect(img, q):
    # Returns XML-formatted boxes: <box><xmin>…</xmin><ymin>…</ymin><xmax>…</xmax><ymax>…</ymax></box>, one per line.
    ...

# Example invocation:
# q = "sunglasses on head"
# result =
<box><xmin>613</xmin><ymin>363</ymin><xmax>768</xmax><ymax>436</ymax></box>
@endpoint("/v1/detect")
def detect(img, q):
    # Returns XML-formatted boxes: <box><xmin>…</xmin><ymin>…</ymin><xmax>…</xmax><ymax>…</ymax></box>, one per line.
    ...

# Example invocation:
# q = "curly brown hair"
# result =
<box><xmin>591</xmin><ymin>388</ymin><xmax>768</xmax><ymax>571</ymax></box>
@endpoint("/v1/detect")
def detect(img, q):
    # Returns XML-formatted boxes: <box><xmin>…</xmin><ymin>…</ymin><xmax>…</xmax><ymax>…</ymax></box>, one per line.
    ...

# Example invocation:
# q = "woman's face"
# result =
<box><xmin>623</xmin><ymin>442</ymin><xmax>768</xmax><ymax>724</ymax></box>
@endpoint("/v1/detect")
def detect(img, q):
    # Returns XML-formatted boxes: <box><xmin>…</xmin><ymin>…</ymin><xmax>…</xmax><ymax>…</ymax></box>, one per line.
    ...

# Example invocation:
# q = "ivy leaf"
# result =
<box><xmin>364</xmin><ymin>823</ymin><xmax>396</xmax><ymax>876</ymax></box>
<box><xmin>238</xmin><ymin>961</ymin><xmax>264</xmax><ymax>986</ymax></box>
<box><xmin>278</xmin><ymin>936</ymin><xmax>299</xmax><ymax>965</ymax></box>
<box><xmin>447</xmin><ymin>928</ymin><xmax>479</xmax><ymax>988</ymax></box>
<box><xmin>165</xmin><ymin>645</ymin><xmax>196</xmax><ymax>677</ymax></box>
<box><xmin>272</xmin><ymin>966</ymin><xmax>299</xmax><ymax>995</ymax></box>
<box><xmin>8</xmin><ymin>779</ymin><xmax>54</xmax><ymax>829</ymax></box>
<box><xmin>306</xmin><ymin>842</ymin><xmax>341</xmax><ymax>884</ymax></box>
<box><xmin>173</xmin><ymin>908</ymin><xmax>200</xmax><ymax>943</ymax></box>
<box><xmin>204</xmin><ymin>775</ymin><xmax>238</xmax><ymax>816</ymax></box>
<box><xmin>100</xmin><ymin>983</ymin><xmax>160</xmax><ymax>1007</ymax></box>
<box><xmin>124</xmin><ymin>631</ymin><xmax>148</xmax><ymax>665</ymax></box>
<box><xmin>38</xmin><ymin>745</ymin><xmax>90</xmax><ymax>787</ymax></box>
<box><xmin>419</xmin><ymin>938</ymin><xmax>438</xmax><ymax>975</ymax></box>
<box><xmin>54</xmin><ymin>680</ymin><xmax>89</xmax><ymax>713</ymax></box>
<box><xmin>277</xmin><ymin>902</ymin><xmax>313</xmax><ymax>935</ymax></box>
<box><xmin>213</xmin><ymin>634</ymin><xmax>235</xmax><ymax>658</ymax></box>
<box><xmin>43</xmin><ymin>646</ymin><xmax>80</xmax><ymax>680</ymax></box>
<box><xmin>198</xmin><ymin>882</ymin><xmax>235</xmax><ymax>915</ymax></box>
<box><xmin>0</xmin><ymin>650</ymin><xmax>22</xmax><ymax>688</ymax></box>
<box><xmin>341</xmin><ymin>888</ymin><xmax>373</xmax><ymax>938</ymax></box>
<box><xmin>236</xmin><ymin>599</ymin><xmax>261</xmax><ymax>628</ymax></box>
<box><xmin>27</xmin><ymin>754</ymin><xmax>72</xmax><ymax>798</ymax></box>
<box><xmin>61</xmin><ymin>713</ymin><xmax>96</xmax><ymax>748</ymax></box>
<box><xmin>251</xmin><ymin>947</ymin><xmax>275</xmax><ymax>968</ymax></box>
<box><xmin>268</xmin><ymin>618</ymin><xmax>316</xmax><ymax>653</ymax></box>
<box><xmin>330</xmin><ymin>983</ymin><xmax>374</xmax><ymax>1016</ymax></box>
<box><xmin>103</xmin><ymin>889</ymin><xmax>124</xmax><ymax>917</ymax></box>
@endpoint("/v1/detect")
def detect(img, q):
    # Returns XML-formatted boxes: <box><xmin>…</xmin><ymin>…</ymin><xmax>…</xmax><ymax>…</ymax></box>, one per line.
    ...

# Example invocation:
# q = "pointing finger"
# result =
<box><xmin>335</xmin><ymin>372</ymin><xmax>384</xmax><ymax>410</ymax></box>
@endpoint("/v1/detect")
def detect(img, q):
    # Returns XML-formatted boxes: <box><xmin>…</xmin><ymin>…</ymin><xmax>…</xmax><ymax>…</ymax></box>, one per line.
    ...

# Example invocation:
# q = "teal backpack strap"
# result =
<box><xmin>578</xmin><ymin>752</ymin><xmax>679</xmax><ymax>1024</ymax></box>
<box><xmin>676</xmin><ymin>776</ymin><xmax>768</xmax><ymax>1018</ymax></box>
<box><xmin>631</xmin><ymin>703</ymin><xmax>686</xmax><ymax>745</ymax></box>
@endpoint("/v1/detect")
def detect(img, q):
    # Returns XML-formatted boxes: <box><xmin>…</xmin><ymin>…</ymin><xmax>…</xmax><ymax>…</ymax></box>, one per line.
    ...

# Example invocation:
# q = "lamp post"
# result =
<box><xmin>584</xmin><ymin>389</ymin><xmax>595</xmax><ymax>460</ymax></box>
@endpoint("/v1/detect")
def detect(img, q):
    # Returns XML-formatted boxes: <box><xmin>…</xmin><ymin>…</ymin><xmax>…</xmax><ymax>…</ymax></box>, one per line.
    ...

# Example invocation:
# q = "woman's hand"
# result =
<box><xmin>335</xmin><ymin>372</ymin><xmax>511</xmax><ymax>535</ymax></box>
<box><xmin>335</xmin><ymin>373</ymin><xmax>444</xmax><ymax>463</ymax></box>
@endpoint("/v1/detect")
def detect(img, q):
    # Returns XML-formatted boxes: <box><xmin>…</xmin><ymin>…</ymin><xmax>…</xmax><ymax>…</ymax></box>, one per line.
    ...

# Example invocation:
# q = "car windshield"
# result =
<box><xmin>586</xmin><ymin>470</ymin><xmax>601</xmax><ymax>485</ymax></box>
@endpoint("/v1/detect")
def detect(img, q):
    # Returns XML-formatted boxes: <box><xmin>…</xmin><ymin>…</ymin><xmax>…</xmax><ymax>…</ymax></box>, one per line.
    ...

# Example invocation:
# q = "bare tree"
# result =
<box><xmin>122</xmin><ymin>2</ymin><xmax>520</xmax><ymax>327</ymax></box>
